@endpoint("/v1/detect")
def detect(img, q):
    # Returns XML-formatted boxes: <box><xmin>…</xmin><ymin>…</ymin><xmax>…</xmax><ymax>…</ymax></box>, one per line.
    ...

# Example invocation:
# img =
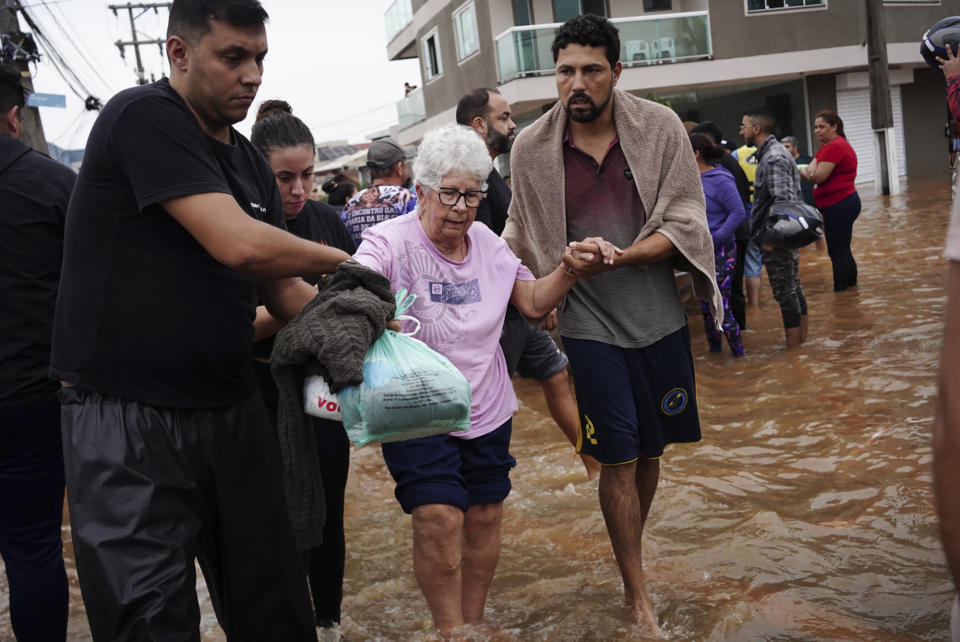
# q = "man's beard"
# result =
<box><xmin>486</xmin><ymin>121</ymin><xmax>513</xmax><ymax>155</ymax></box>
<box><xmin>402</xmin><ymin>175</ymin><xmax>413</xmax><ymax>189</ymax></box>
<box><xmin>564</xmin><ymin>90</ymin><xmax>610</xmax><ymax>123</ymax></box>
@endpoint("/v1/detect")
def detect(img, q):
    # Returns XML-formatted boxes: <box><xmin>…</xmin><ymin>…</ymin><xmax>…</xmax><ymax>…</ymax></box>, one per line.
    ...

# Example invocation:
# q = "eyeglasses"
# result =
<box><xmin>437</xmin><ymin>187</ymin><xmax>486</xmax><ymax>207</ymax></box>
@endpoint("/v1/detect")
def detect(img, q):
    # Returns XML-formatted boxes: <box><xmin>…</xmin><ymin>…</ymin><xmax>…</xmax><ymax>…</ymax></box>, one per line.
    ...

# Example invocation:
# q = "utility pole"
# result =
<box><xmin>865</xmin><ymin>0</ymin><xmax>899</xmax><ymax>196</ymax></box>
<box><xmin>108</xmin><ymin>2</ymin><xmax>170</xmax><ymax>86</ymax></box>
<box><xmin>0</xmin><ymin>0</ymin><xmax>47</xmax><ymax>154</ymax></box>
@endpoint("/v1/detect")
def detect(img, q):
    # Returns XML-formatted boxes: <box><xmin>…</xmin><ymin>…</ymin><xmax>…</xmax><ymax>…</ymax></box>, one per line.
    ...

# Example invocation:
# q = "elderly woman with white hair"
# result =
<box><xmin>352</xmin><ymin>124</ymin><xmax>611</xmax><ymax>636</ymax></box>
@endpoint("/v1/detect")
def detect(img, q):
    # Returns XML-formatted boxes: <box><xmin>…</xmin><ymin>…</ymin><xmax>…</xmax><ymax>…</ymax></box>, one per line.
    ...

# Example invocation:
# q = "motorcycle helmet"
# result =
<box><xmin>761</xmin><ymin>201</ymin><xmax>824</xmax><ymax>250</ymax></box>
<box><xmin>922</xmin><ymin>16</ymin><xmax>960</xmax><ymax>69</ymax></box>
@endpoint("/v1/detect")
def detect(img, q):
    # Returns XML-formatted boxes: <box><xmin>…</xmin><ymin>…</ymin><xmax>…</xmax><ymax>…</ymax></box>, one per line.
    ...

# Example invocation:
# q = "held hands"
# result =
<box><xmin>561</xmin><ymin>237</ymin><xmax>623</xmax><ymax>278</ymax></box>
<box><xmin>937</xmin><ymin>43</ymin><xmax>960</xmax><ymax>80</ymax></box>
<box><xmin>539</xmin><ymin>309</ymin><xmax>559</xmax><ymax>332</ymax></box>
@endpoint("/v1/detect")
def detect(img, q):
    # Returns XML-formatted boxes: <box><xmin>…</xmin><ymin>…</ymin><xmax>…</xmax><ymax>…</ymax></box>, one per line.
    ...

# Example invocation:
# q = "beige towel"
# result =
<box><xmin>503</xmin><ymin>89</ymin><xmax>722</xmax><ymax>324</ymax></box>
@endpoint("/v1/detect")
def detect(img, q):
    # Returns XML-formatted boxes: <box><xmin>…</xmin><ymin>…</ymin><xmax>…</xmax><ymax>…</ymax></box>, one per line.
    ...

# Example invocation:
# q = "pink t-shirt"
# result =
<box><xmin>353</xmin><ymin>212</ymin><xmax>535</xmax><ymax>439</ymax></box>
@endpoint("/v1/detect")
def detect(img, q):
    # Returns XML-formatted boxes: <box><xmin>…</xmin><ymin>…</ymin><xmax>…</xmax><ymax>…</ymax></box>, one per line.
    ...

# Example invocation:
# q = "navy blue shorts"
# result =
<box><xmin>380</xmin><ymin>420</ymin><xmax>516</xmax><ymax>514</ymax></box>
<box><xmin>563</xmin><ymin>326</ymin><xmax>701</xmax><ymax>463</ymax></box>
<box><xmin>500</xmin><ymin>312</ymin><xmax>569</xmax><ymax>381</ymax></box>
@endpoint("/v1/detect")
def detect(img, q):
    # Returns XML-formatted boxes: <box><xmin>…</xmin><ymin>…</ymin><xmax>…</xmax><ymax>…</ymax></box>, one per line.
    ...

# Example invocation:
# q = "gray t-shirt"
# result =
<box><xmin>559</xmin><ymin>136</ymin><xmax>686</xmax><ymax>348</ymax></box>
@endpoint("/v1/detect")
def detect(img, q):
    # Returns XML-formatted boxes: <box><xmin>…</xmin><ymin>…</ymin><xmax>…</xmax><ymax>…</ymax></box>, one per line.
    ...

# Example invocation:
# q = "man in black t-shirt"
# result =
<box><xmin>49</xmin><ymin>3</ymin><xmax>351</xmax><ymax>640</ymax></box>
<box><xmin>457</xmin><ymin>87</ymin><xmax>600</xmax><ymax>480</ymax></box>
<box><xmin>0</xmin><ymin>63</ymin><xmax>74</xmax><ymax>642</ymax></box>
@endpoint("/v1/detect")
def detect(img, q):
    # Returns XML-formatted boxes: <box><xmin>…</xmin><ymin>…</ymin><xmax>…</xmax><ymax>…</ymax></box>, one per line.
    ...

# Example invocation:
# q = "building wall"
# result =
<box><xmin>902</xmin><ymin>66</ymin><xmax>951</xmax><ymax>178</ymax></box>
<box><xmin>707</xmin><ymin>1</ymin><xmax>960</xmax><ymax>60</ymax></box>
<box><xmin>488</xmin><ymin>0</ymin><xmax>514</xmax><ymax>38</ymax></box>
<box><xmin>608</xmin><ymin>0</ymin><xmax>707</xmax><ymax>18</ymax></box>
<box><xmin>530</xmin><ymin>0</ymin><xmax>552</xmax><ymax>24</ymax></box>
<box><xmin>805</xmin><ymin>73</ymin><xmax>837</xmax><ymax>155</ymax></box>
<box><xmin>418</xmin><ymin>0</ymin><xmax>499</xmax><ymax>120</ymax></box>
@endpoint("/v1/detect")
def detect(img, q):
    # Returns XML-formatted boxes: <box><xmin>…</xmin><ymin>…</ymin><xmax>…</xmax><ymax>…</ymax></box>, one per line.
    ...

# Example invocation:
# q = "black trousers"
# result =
<box><xmin>59</xmin><ymin>387</ymin><xmax>317</xmax><ymax>642</ymax></box>
<box><xmin>0</xmin><ymin>397</ymin><xmax>68</xmax><ymax>642</ymax></box>
<box><xmin>303</xmin><ymin>420</ymin><xmax>349</xmax><ymax>626</ymax></box>
<box><xmin>254</xmin><ymin>359</ymin><xmax>349</xmax><ymax>627</ymax></box>
<box><xmin>822</xmin><ymin>191</ymin><xmax>861</xmax><ymax>291</ymax></box>
<box><xmin>762</xmin><ymin>246</ymin><xmax>808</xmax><ymax>329</ymax></box>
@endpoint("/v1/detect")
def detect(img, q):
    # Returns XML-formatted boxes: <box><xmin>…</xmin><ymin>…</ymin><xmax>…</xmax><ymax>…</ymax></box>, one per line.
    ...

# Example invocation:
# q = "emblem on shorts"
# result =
<box><xmin>584</xmin><ymin>415</ymin><xmax>598</xmax><ymax>445</ymax></box>
<box><xmin>661</xmin><ymin>388</ymin><xmax>688</xmax><ymax>416</ymax></box>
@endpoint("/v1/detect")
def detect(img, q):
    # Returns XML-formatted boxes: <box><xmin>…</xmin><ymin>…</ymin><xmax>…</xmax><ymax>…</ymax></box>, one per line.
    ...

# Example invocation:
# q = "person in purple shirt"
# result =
<box><xmin>690</xmin><ymin>133</ymin><xmax>746</xmax><ymax>356</ymax></box>
<box><xmin>353</xmin><ymin>124</ymin><xmax>612</xmax><ymax>637</ymax></box>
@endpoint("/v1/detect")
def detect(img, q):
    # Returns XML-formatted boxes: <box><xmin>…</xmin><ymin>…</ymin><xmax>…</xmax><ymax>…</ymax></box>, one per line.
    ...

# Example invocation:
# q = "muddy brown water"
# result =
<box><xmin>0</xmin><ymin>176</ymin><xmax>954</xmax><ymax>641</ymax></box>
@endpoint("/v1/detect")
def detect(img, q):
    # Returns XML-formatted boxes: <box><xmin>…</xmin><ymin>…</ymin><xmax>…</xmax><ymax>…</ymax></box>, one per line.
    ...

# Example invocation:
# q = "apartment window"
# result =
<box><xmin>644</xmin><ymin>0</ymin><xmax>672</xmax><ymax>9</ymax></box>
<box><xmin>453</xmin><ymin>2</ymin><xmax>480</xmax><ymax>61</ymax></box>
<box><xmin>513</xmin><ymin>0</ymin><xmax>533</xmax><ymax>25</ymax></box>
<box><xmin>422</xmin><ymin>28</ymin><xmax>443</xmax><ymax>80</ymax></box>
<box><xmin>747</xmin><ymin>0</ymin><xmax>824</xmax><ymax>11</ymax></box>
<box><xmin>553</xmin><ymin>0</ymin><xmax>607</xmax><ymax>23</ymax></box>
<box><xmin>882</xmin><ymin>0</ymin><xmax>938</xmax><ymax>3</ymax></box>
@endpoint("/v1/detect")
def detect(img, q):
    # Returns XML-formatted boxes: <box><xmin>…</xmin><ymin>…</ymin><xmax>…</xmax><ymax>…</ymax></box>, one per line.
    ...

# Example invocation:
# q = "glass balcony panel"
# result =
<box><xmin>633</xmin><ymin>13</ymin><xmax>710</xmax><ymax>61</ymax></box>
<box><xmin>385</xmin><ymin>0</ymin><xmax>413</xmax><ymax>44</ymax></box>
<box><xmin>397</xmin><ymin>87</ymin><xmax>425</xmax><ymax>130</ymax></box>
<box><xmin>494</xmin><ymin>11</ymin><xmax>711</xmax><ymax>83</ymax></box>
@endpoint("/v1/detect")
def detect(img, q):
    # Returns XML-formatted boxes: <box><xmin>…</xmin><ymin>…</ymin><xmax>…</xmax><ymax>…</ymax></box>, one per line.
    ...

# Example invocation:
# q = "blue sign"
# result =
<box><xmin>27</xmin><ymin>93</ymin><xmax>67</xmax><ymax>108</ymax></box>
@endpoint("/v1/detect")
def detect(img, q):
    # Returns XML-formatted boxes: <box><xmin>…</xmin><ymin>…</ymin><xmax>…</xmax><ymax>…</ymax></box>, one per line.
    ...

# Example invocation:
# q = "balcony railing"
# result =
<box><xmin>495</xmin><ymin>11</ymin><xmax>711</xmax><ymax>84</ymax></box>
<box><xmin>397</xmin><ymin>87</ymin><xmax>425</xmax><ymax>130</ymax></box>
<box><xmin>384</xmin><ymin>0</ymin><xmax>413</xmax><ymax>44</ymax></box>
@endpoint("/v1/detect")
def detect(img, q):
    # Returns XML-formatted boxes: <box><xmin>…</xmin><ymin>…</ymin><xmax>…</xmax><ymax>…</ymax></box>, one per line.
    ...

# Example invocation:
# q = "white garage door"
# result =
<box><xmin>836</xmin><ymin>86</ymin><xmax>906</xmax><ymax>184</ymax></box>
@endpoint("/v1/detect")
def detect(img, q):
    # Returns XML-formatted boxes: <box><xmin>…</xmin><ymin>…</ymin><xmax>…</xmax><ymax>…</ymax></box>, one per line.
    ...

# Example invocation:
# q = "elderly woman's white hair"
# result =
<box><xmin>414</xmin><ymin>124</ymin><xmax>493</xmax><ymax>193</ymax></box>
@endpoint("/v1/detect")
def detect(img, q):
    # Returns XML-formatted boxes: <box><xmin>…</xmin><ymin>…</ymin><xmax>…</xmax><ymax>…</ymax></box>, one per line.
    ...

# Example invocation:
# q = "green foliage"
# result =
<box><xmin>645</xmin><ymin>93</ymin><xmax>674</xmax><ymax>111</ymax></box>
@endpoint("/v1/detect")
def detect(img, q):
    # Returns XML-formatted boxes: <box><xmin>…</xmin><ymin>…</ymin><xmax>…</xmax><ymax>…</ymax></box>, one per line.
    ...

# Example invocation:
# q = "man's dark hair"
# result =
<box><xmin>167</xmin><ymin>0</ymin><xmax>268</xmax><ymax>42</ymax></box>
<box><xmin>455</xmin><ymin>88</ymin><xmax>498</xmax><ymax>126</ymax></box>
<box><xmin>690</xmin><ymin>121</ymin><xmax>724</xmax><ymax>146</ymax></box>
<box><xmin>551</xmin><ymin>14</ymin><xmax>620</xmax><ymax>69</ymax></box>
<box><xmin>370</xmin><ymin>165</ymin><xmax>397</xmax><ymax>180</ymax></box>
<box><xmin>742</xmin><ymin>106</ymin><xmax>776</xmax><ymax>135</ymax></box>
<box><xmin>0</xmin><ymin>64</ymin><xmax>26</xmax><ymax>117</ymax></box>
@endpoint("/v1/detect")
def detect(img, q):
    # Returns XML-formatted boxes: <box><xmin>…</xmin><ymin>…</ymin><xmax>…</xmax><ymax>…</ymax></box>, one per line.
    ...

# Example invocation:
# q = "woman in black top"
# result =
<box><xmin>251</xmin><ymin>100</ymin><xmax>356</xmax><ymax>631</ymax></box>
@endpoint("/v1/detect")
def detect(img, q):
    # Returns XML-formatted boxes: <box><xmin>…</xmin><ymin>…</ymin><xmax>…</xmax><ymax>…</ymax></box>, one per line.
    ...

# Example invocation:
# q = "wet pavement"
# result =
<box><xmin>0</xmin><ymin>176</ymin><xmax>954</xmax><ymax>640</ymax></box>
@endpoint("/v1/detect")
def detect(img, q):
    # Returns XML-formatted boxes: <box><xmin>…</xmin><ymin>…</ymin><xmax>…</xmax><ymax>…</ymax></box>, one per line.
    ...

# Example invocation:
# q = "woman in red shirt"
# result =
<box><xmin>801</xmin><ymin>110</ymin><xmax>861</xmax><ymax>292</ymax></box>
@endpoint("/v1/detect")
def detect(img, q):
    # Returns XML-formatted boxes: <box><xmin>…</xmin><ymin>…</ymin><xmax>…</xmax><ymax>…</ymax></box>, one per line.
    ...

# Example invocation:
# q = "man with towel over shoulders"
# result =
<box><xmin>502</xmin><ymin>14</ymin><xmax>720</xmax><ymax>634</ymax></box>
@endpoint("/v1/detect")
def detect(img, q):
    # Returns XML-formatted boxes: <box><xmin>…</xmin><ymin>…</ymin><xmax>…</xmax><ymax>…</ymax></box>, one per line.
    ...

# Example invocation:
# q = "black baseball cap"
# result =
<box><xmin>366</xmin><ymin>137</ymin><xmax>406</xmax><ymax>169</ymax></box>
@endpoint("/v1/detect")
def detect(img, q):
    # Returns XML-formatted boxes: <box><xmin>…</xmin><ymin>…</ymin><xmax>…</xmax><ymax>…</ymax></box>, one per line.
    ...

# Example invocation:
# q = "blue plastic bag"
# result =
<box><xmin>338</xmin><ymin>290</ymin><xmax>471</xmax><ymax>447</ymax></box>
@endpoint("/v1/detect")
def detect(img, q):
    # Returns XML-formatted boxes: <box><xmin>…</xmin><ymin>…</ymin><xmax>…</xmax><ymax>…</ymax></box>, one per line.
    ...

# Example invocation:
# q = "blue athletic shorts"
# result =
<box><xmin>563</xmin><ymin>326</ymin><xmax>701</xmax><ymax>463</ymax></box>
<box><xmin>744</xmin><ymin>240</ymin><xmax>763</xmax><ymax>278</ymax></box>
<box><xmin>500</xmin><ymin>310</ymin><xmax>568</xmax><ymax>381</ymax></box>
<box><xmin>380</xmin><ymin>420</ymin><xmax>516</xmax><ymax>513</ymax></box>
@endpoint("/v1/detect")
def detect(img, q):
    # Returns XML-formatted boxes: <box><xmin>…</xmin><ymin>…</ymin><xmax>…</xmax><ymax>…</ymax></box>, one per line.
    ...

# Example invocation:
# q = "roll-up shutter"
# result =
<box><xmin>835</xmin><ymin>86</ymin><xmax>906</xmax><ymax>184</ymax></box>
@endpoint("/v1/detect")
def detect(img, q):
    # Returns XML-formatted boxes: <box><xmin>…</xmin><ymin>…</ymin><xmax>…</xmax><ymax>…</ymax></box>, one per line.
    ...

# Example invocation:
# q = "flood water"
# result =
<box><xmin>0</xmin><ymin>176</ymin><xmax>955</xmax><ymax>641</ymax></box>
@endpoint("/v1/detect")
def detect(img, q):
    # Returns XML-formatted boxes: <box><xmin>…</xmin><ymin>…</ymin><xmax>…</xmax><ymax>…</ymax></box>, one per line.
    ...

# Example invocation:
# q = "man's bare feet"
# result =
<box><xmin>626</xmin><ymin>585</ymin><xmax>661</xmax><ymax>635</ymax></box>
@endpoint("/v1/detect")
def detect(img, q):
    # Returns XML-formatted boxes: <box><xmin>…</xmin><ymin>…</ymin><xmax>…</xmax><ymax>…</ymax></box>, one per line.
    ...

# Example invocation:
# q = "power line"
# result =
<box><xmin>38</xmin><ymin>0</ymin><xmax>112</xmax><ymax>91</ymax></box>
<box><xmin>15</xmin><ymin>0</ymin><xmax>95</xmax><ymax>100</ymax></box>
<box><xmin>306</xmin><ymin>100</ymin><xmax>398</xmax><ymax>130</ymax></box>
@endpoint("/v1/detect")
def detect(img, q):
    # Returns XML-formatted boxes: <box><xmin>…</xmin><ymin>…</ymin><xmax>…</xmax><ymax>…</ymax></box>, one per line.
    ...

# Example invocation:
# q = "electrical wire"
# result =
<box><xmin>15</xmin><ymin>1</ymin><xmax>94</xmax><ymax>100</ymax></box>
<box><xmin>49</xmin><ymin>107</ymin><xmax>92</xmax><ymax>147</ymax></box>
<box><xmin>38</xmin><ymin>0</ymin><xmax>113</xmax><ymax>91</ymax></box>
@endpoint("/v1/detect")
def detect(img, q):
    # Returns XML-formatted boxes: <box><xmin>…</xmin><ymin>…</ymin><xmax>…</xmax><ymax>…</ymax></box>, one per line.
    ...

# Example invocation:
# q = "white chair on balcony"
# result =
<box><xmin>652</xmin><ymin>37</ymin><xmax>676</xmax><ymax>61</ymax></box>
<box><xmin>624</xmin><ymin>39</ymin><xmax>651</xmax><ymax>63</ymax></box>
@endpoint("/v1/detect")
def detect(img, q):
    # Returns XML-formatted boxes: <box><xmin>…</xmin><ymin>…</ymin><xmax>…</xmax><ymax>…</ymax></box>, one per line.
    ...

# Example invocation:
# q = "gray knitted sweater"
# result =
<box><xmin>271</xmin><ymin>260</ymin><xmax>395</xmax><ymax>548</ymax></box>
